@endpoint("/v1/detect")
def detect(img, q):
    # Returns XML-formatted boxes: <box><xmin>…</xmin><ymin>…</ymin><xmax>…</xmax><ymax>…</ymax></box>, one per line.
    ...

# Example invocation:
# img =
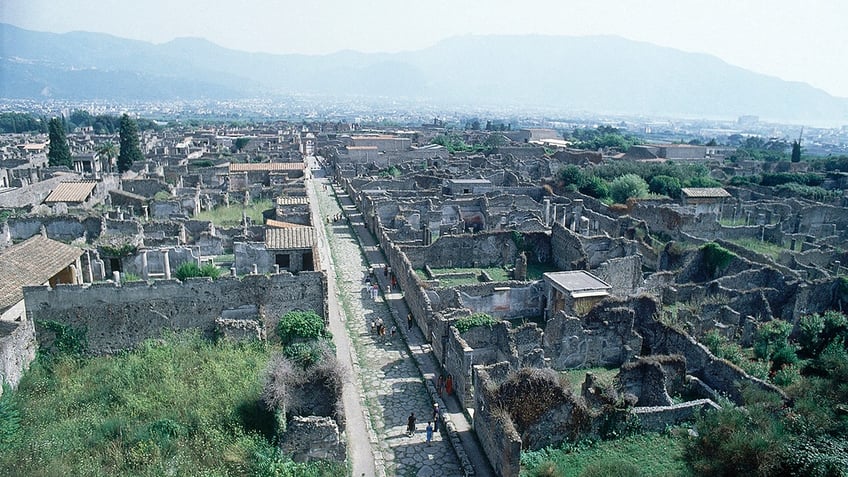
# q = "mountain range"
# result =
<box><xmin>2</xmin><ymin>23</ymin><xmax>846</xmax><ymax>123</ymax></box>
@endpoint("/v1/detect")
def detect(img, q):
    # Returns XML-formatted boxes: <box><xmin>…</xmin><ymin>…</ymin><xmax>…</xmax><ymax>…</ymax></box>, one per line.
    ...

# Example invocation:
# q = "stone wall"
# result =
<box><xmin>451</xmin><ymin>281</ymin><xmax>544</xmax><ymax>320</ymax></box>
<box><xmin>472</xmin><ymin>365</ymin><xmax>522</xmax><ymax>477</ymax></box>
<box><xmin>278</xmin><ymin>416</ymin><xmax>346</xmax><ymax>463</ymax></box>
<box><xmin>628</xmin><ymin>295</ymin><xmax>786</xmax><ymax>404</ymax></box>
<box><xmin>633</xmin><ymin>399</ymin><xmax>720</xmax><ymax>432</ymax></box>
<box><xmin>23</xmin><ymin>272</ymin><xmax>327</xmax><ymax>354</ymax></box>
<box><xmin>550</xmin><ymin>223</ymin><xmax>587</xmax><ymax>270</ymax></box>
<box><xmin>544</xmin><ymin>306</ymin><xmax>642</xmax><ymax>370</ymax></box>
<box><xmin>593</xmin><ymin>255</ymin><xmax>642</xmax><ymax>295</ymax></box>
<box><xmin>0</xmin><ymin>318</ymin><xmax>36</xmax><ymax>396</ymax></box>
<box><xmin>122</xmin><ymin>179</ymin><xmax>170</xmax><ymax>198</ymax></box>
<box><xmin>402</xmin><ymin>232</ymin><xmax>521</xmax><ymax>269</ymax></box>
<box><xmin>7</xmin><ymin>215</ymin><xmax>104</xmax><ymax>243</ymax></box>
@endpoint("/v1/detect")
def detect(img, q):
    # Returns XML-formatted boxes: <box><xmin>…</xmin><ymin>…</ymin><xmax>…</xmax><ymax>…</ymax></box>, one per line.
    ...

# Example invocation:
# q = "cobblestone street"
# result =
<box><xmin>312</xmin><ymin>176</ymin><xmax>462</xmax><ymax>477</ymax></box>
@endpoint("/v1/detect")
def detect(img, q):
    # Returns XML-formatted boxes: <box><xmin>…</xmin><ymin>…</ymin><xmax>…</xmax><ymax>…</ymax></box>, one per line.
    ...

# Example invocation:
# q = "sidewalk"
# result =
<box><xmin>323</xmin><ymin>179</ymin><xmax>496</xmax><ymax>477</ymax></box>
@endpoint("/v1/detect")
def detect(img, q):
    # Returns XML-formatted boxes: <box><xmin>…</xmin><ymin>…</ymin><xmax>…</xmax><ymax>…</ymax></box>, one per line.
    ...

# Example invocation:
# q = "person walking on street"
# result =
<box><xmin>407</xmin><ymin>412</ymin><xmax>416</xmax><ymax>436</ymax></box>
<box><xmin>425</xmin><ymin>422</ymin><xmax>433</xmax><ymax>444</ymax></box>
<box><xmin>446</xmin><ymin>374</ymin><xmax>453</xmax><ymax>396</ymax></box>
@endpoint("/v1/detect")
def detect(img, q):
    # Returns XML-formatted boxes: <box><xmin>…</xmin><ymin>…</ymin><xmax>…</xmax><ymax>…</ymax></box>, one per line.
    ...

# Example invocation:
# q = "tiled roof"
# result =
<box><xmin>265</xmin><ymin>227</ymin><xmax>315</xmax><ymax>250</ymax></box>
<box><xmin>681</xmin><ymin>187</ymin><xmax>731</xmax><ymax>199</ymax></box>
<box><xmin>276</xmin><ymin>196</ymin><xmax>310</xmax><ymax>206</ymax></box>
<box><xmin>229</xmin><ymin>162</ymin><xmax>304</xmax><ymax>172</ymax></box>
<box><xmin>0</xmin><ymin>235</ymin><xmax>83</xmax><ymax>311</ymax></box>
<box><xmin>266</xmin><ymin>219</ymin><xmax>309</xmax><ymax>229</ymax></box>
<box><xmin>44</xmin><ymin>181</ymin><xmax>97</xmax><ymax>203</ymax></box>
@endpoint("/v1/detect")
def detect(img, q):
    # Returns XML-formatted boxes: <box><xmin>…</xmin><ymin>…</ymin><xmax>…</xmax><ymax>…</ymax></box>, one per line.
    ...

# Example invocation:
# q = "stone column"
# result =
<box><xmin>163</xmin><ymin>250</ymin><xmax>171</xmax><ymax>279</ymax></box>
<box><xmin>544</xmin><ymin>198</ymin><xmax>551</xmax><ymax>227</ymax></box>
<box><xmin>141</xmin><ymin>251</ymin><xmax>149</xmax><ymax>280</ymax></box>
<box><xmin>84</xmin><ymin>250</ymin><xmax>94</xmax><ymax>283</ymax></box>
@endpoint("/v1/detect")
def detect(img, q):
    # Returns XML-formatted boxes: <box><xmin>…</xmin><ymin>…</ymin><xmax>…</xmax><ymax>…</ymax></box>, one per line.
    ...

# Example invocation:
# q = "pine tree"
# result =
<box><xmin>118</xmin><ymin>114</ymin><xmax>143</xmax><ymax>173</ymax></box>
<box><xmin>47</xmin><ymin>117</ymin><xmax>72</xmax><ymax>168</ymax></box>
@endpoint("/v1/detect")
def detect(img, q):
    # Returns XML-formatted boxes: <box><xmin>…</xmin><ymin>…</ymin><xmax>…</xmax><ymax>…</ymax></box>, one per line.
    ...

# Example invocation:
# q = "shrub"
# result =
<box><xmin>283</xmin><ymin>341</ymin><xmax>327</xmax><ymax>368</ymax></box>
<box><xmin>454</xmin><ymin>313</ymin><xmax>498</xmax><ymax>333</ymax></box>
<box><xmin>174</xmin><ymin>262</ymin><xmax>223</xmax><ymax>281</ymax></box>
<box><xmin>37</xmin><ymin>320</ymin><xmax>87</xmax><ymax>357</ymax></box>
<box><xmin>276</xmin><ymin>311</ymin><xmax>328</xmax><ymax>346</ymax></box>
<box><xmin>609</xmin><ymin>174</ymin><xmax>649</xmax><ymax>204</ymax></box>
<box><xmin>579</xmin><ymin>175</ymin><xmax>610</xmax><ymax>200</ymax></box>
<box><xmin>684</xmin><ymin>175</ymin><xmax>722</xmax><ymax>188</ymax></box>
<box><xmin>558</xmin><ymin>165</ymin><xmax>586</xmax><ymax>188</ymax></box>
<box><xmin>685</xmin><ymin>403</ymin><xmax>791</xmax><ymax>476</ymax></box>
<box><xmin>701</xmin><ymin>242</ymin><xmax>736</xmax><ymax>277</ymax></box>
<box><xmin>701</xmin><ymin>330</ymin><xmax>745</xmax><ymax>364</ymax></box>
<box><xmin>753</xmin><ymin>320</ymin><xmax>798</xmax><ymax>371</ymax></box>
<box><xmin>0</xmin><ymin>385</ymin><xmax>20</xmax><ymax>450</ymax></box>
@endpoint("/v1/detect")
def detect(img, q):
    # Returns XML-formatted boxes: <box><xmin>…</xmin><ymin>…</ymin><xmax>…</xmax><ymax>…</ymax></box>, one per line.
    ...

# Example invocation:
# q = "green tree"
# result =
<box><xmin>791</xmin><ymin>140</ymin><xmax>802</xmax><ymax>163</ymax></box>
<box><xmin>609</xmin><ymin>173</ymin><xmax>648</xmax><ymax>203</ymax></box>
<box><xmin>579</xmin><ymin>175</ymin><xmax>610</xmax><ymax>199</ymax></box>
<box><xmin>557</xmin><ymin>165</ymin><xmax>587</xmax><ymax>190</ymax></box>
<box><xmin>47</xmin><ymin>117</ymin><xmax>72</xmax><ymax>168</ymax></box>
<box><xmin>96</xmin><ymin>141</ymin><xmax>118</xmax><ymax>173</ymax></box>
<box><xmin>118</xmin><ymin>114</ymin><xmax>143</xmax><ymax>173</ymax></box>
<box><xmin>233</xmin><ymin>137</ymin><xmax>250</xmax><ymax>152</ymax></box>
<box><xmin>648</xmin><ymin>175</ymin><xmax>682</xmax><ymax>198</ymax></box>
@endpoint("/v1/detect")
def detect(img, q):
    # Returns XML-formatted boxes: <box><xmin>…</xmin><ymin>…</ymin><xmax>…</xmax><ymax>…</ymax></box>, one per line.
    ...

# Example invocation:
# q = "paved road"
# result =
<box><xmin>310</xmin><ymin>166</ymin><xmax>467</xmax><ymax>476</ymax></box>
<box><xmin>308</xmin><ymin>161</ymin><xmax>495</xmax><ymax>477</ymax></box>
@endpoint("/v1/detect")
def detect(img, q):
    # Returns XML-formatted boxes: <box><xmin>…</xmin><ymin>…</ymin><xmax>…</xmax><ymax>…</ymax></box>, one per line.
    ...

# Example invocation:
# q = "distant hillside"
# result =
<box><xmin>2</xmin><ymin>23</ymin><xmax>846</xmax><ymax>123</ymax></box>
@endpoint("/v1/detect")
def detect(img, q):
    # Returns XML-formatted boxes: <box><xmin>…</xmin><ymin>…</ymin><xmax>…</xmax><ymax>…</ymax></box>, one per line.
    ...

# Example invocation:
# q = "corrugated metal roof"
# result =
<box><xmin>44</xmin><ymin>181</ymin><xmax>97</xmax><ymax>203</ymax></box>
<box><xmin>265</xmin><ymin>227</ymin><xmax>315</xmax><ymax>250</ymax></box>
<box><xmin>0</xmin><ymin>235</ymin><xmax>83</xmax><ymax>311</ymax></box>
<box><xmin>229</xmin><ymin>162</ymin><xmax>304</xmax><ymax>172</ymax></box>
<box><xmin>681</xmin><ymin>187</ymin><xmax>731</xmax><ymax>198</ymax></box>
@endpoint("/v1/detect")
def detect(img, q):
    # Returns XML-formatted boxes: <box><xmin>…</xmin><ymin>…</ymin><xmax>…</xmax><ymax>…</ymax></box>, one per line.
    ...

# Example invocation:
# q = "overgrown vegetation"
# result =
<box><xmin>687</xmin><ymin>311</ymin><xmax>848</xmax><ymax>475</ymax></box>
<box><xmin>565</xmin><ymin>126</ymin><xmax>642</xmax><ymax>152</ymax></box>
<box><xmin>173</xmin><ymin>261</ymin><xmax>224</xmax><ymax>281</ymax></box>
<box><xmin>454</xmin><ymin>313</ymin><xmax>499</xmax><ymax>333</ymax></box>
<box><xmin>700</xmin><ymin>242</ymin><xmax>736</xmax><ymax>277</ymax></box>
<box><xmin>0</xmin><ymin>332</ymin><xmax>340</xmax><ymax>476</ymax></box>
<box><xmin>195</xmin><ymin>198</ymin><xmax>273</xmax><ymax>227</ymax></box>
<box><xmin>555</xmin><ymin>161</ymin><xmax>718</xmax><ymax>201</ymax></box>
<box><xmin>521</xmin><ymin>432</ymin><xmax>690</xmax><ymax>477</ymax></box>
<box><xmin>275</xmin><ymin>310</ymin><xmax>330</xmax><ymax>347</ymax></box>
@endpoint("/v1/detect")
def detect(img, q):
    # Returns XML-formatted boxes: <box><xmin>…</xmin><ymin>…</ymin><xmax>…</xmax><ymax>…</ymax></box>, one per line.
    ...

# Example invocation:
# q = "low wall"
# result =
<box><xmin>23</xmin><ymin>272</ymin><xmax>327</xmax><ymax>354</ymax></box>
<box><xmin>633</xmin><ymin>399</ymin><xmax>720</xmax><ymax>432</ymax></box>
<box><xmin>0</xmin><ymin>318</ymin><xmax>36</xmax><ymax>395</ymax></box>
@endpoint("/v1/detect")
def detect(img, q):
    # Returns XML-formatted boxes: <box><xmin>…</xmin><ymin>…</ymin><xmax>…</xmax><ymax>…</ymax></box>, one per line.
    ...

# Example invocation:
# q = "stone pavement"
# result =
<box><xmin>311</xmin><ymin>175</ymin><xmax>467</xmax><ymax>477</ymax></box>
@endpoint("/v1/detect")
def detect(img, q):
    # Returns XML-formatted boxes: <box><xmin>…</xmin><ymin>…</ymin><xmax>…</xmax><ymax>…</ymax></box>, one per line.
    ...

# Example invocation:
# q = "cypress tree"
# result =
<box><xmin>47</xmin><ymin>117</ymin><xmax>72</xmax><ymax>168</ymax></box>
<box><xmin>791</xmin><ymin>140</ymin><xmax>802</xmax><ymax>163</ymax></box>
<box><xmin>118</xmin><ymin>114</ymin><xmax>143</xmax><ymax>173</ymax></box>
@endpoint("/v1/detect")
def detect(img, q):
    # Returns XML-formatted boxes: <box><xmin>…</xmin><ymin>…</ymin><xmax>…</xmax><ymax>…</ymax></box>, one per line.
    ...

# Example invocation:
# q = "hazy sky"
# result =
<box><xmin>3</xmin><ymin>0</ymin><xmax>847</xmax><ymax>97</ymax></box>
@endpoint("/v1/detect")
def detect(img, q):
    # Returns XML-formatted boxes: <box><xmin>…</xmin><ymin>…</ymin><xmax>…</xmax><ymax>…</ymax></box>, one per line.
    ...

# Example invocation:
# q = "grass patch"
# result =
<box><xmin>0</xmin><ymin>332</ymin><xmax>340</xmax><ymax>476</ymax></box>
<box><xmin>562</xmin><ymin>367</ymin><xmax>619</xmax><ymax>395</ymax></box>
<box><xmin>196</xmin><ymin>199</ymin><xmax>273</xmax><ymax>227</ymax></box>
<box><xmin>521</xmin><ymin>432</ymin><xmax>692</xmax><ymax>477</ymax></box>
<box><xmin>727</xmin><ymin>238</ymin><xmax>786</xmax><ymax>260</ymax></box>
